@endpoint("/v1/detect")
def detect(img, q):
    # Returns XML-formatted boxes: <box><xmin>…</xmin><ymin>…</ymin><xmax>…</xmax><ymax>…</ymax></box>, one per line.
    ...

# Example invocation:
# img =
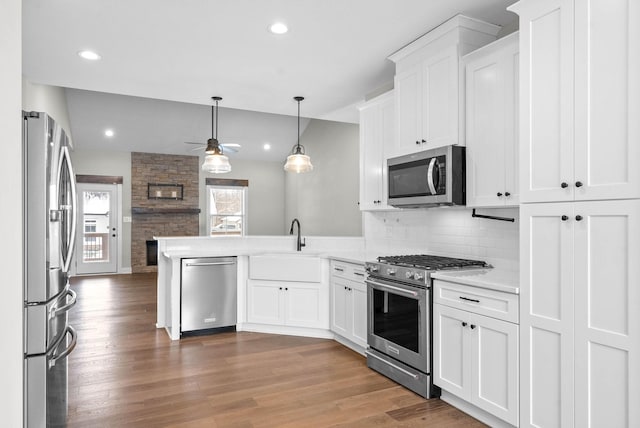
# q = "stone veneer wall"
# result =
<box><xmin>131</xmin><ymin>152</ymin><xmax>200</xmax><ymax>273</ymax></box>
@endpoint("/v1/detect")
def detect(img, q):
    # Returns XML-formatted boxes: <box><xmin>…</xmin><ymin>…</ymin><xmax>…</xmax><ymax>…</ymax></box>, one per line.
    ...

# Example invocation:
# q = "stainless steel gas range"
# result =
<box><xmin>365</xmin><ymin>254</ymin><xmax>489</xmax><ymax>398</ymax></box>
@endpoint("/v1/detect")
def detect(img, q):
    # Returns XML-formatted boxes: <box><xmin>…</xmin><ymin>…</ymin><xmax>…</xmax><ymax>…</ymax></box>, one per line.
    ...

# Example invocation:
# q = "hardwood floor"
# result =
<box><xmin>68</xmin><ymin>273</ymin><xmax>486</xmax><ymax>427</ymax></box>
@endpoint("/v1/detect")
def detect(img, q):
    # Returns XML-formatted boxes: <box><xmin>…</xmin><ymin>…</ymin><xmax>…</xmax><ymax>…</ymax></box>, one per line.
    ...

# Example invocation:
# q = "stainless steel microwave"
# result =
<box><xmin>387</xmin><ymin>145</ymin><xmax>465</xmax><ymax>208</ymax></box>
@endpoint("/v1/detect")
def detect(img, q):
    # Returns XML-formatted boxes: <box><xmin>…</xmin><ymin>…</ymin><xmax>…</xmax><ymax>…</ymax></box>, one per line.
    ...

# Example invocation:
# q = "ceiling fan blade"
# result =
<box><xmin>184</xmin><ymin>141</ymin><xmax>205</xmax><ymax>146</ymax></box>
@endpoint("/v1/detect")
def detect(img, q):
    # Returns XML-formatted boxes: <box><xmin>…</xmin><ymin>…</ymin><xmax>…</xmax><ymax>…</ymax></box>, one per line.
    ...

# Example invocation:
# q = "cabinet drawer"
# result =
<box><xmin>330</xmin><ymin>260</ymin><xmax>366</xmax><ymax>283</ymax></box>
<box><xmin>433</xmin><ymin>279</ymin><xmax>518</xmax><ymax>323</ymax></box>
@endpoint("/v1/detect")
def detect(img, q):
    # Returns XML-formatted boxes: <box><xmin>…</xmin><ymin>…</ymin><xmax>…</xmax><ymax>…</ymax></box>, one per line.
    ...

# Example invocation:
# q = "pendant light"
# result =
<box><xmin>284</xmin><ymin>96</ymin><xmax>313</xmax><ymax>173</ymax></box>
<box><xmin>202</xmin><ymin>96</ymin><xmax>231</xmax><ymax>174</ymax></box>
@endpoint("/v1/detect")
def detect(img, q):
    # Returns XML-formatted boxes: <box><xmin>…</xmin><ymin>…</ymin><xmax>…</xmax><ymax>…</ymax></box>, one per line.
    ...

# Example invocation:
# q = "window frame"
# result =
<box><xmin>205</xmin><ymin>178</ymin><xmax>249</xmax><ymax>237</ymax></box>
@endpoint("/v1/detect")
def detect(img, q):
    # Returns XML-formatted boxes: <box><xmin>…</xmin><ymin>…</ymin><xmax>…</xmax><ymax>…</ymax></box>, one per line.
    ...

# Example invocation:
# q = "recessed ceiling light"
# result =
<box><xmin>269</xmin><ymin>22</ymin><xmax>288</xmax><ymax>35</ymax></box>
<box><xmin>78</xmin><ymin>50</ymin><xmax>101</xmax><ymax>60</ymax></box>
<box><xmin>104</xmin><ymin>129</ymin><xmax>114</xmax><ymax>137</ymax></box>
<box><xmin>263</xmin><ymin>143</ymin><xmax>271</xmax><ymax>150</ymax></box>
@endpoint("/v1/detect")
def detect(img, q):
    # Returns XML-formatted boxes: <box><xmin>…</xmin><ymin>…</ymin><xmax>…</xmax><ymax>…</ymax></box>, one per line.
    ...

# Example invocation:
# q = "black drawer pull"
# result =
<box><xmin>353</xmin><ymin>272</ymin><xmax>365</xmax><ymax>277</ymax></box>
<box><xmin>470</xmin><ymin>324</ymin><xmax>476</xmax><ymax>330</ymax></box>
<box><xmin>459</xmin><ymin>296</ymin><xmax>480</xmax><ymax>303</ymax></box>
<box><xmin>334</xmin><ymin>267</ymin><xmax>344</xmax><ymax>272</ymax></box>
<box><xmin>462</xmin><ymin>322</ymin><xmax>468</xmax><ymax>327</ymax></box>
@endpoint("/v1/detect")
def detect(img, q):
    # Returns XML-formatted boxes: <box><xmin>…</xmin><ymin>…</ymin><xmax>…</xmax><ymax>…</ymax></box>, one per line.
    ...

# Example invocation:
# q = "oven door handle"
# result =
<box><xmin>365</xmin><ymin>350</ymin><xmax>419</xmax><ymax>380</ymax></box>
<box><xmin>365</xmin><ymin>279</ymin><xmax>419</xmax><ymax>297</ymax></box>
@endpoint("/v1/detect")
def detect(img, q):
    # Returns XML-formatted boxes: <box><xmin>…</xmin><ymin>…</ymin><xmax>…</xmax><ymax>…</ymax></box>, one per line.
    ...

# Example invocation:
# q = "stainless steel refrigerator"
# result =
<box><xmin>23</xmin><ymin>111</ymin><xmax>78</xmax><ymax>427</ymax></box>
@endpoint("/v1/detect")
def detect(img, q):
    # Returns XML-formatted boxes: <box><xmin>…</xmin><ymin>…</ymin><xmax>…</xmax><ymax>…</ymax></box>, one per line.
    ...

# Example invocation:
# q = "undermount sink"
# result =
<box><xmin>249</xmin><ymin>252</ymin><xmax>323</xmax><ymax>282</ymax></box>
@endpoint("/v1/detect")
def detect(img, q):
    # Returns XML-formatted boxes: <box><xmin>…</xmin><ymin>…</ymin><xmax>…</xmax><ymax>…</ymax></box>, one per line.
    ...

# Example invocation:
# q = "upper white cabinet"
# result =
<box><xmin>464</xmin><ymin>33</ymin><xmax>520</xmax><ymax>207</ymax></box>
<box><xmin>512</xmin><ymin>0</ymin><xmax>640</xmax><ymax>203</ymax></box>
<box><xmin>519</xmin><ymin>199</ymin><xmax>640</xmax><ymax>428</ymax></box>
<box><xmin>388</xmin><ymin>15</ymin><xmax>501</xmax><ymax>158</ymax></box>
<box><xmin>358</xmin><ymin>91</ymin><xmax>395</xmax><ymax>211</ymax></box>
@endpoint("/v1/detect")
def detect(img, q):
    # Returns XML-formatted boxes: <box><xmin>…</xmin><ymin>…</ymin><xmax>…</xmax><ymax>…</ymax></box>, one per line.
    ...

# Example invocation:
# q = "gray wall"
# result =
<box><xmin>72</xmin><ymin>149</ymin><xmax>132</xmax><ymax>271</ymax></box>
<box><xmin>22</xmin><ymin>80</ymin><xmax>73</xmax><ymax>138</ymax></box>
<box><xmin>1</xmin><ymin>0</ymin><xmax>23</xmax><ymax>423</ymax></box>
<box><xmin>199</xmin><ymin>159</ymin><xmax>285</xmax><ymax>236</ymax></box>
<box><xmin>285</xmin><ymin>119</ymin><xmax>361</xmax><ymax>236</ymax></box>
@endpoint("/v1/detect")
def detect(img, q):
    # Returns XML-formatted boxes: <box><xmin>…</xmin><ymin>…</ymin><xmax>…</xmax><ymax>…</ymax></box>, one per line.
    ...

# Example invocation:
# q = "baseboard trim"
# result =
<box><xmin>238</xmin><ymin>323</ymin><xmax>334</xmax><ymax>340</ymax></box>
<box><xmin>440</xmin><ymin>391</ymin><xmax>516</xmax><ymax>428</ymax></box>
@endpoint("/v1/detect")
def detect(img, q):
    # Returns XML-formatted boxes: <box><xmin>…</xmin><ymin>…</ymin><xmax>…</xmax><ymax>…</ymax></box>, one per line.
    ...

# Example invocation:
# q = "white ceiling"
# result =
<box><xmin>23</xmin><ymin>0</ymin><xmax>518</xmax><ymax>159</ymax></box>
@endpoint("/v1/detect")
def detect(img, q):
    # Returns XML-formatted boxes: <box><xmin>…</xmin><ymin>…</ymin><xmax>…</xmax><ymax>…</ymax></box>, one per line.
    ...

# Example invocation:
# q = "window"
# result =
<box><xmin>84</xmin><ymin>219</ymin><xmax>97</xmax><ymax>233</ymax></box>
<box><xmin>206</xmin><ymin>178</ymin><xmax>248</xmax><ymax>236</ymax></box>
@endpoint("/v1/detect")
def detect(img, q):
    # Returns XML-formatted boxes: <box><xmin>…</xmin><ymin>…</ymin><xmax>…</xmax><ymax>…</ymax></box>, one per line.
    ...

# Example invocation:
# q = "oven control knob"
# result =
<box><xmin>367</xmin><ymin>265</ymin><xmax>378</xmax><ymax>273</ymax></box>
<box><xmin>414</xmin><ymin>272</ymin><xmax>424</xmax><ymax>281</ymax></box>
<box><xmin>405</xmin><ymin>271</ymin><xmax>414</xmax><ymax>280</ymax></box>
<box><xmin>387</xmin><ymin>268</ymin><xmax>396</xmax><ymax>276</ymax></box>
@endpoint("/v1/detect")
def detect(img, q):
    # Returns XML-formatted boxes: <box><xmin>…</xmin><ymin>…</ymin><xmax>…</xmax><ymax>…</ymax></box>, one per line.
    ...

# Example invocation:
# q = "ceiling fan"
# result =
<box><xmin>183</xmin><ymin>96</ymin><xmax>241</xmax><ymax>154</ymax></box>
<box><xmin>184</xmin><ymin>140</ymin><xmax>241</xmax><ymax>153</ymax></box>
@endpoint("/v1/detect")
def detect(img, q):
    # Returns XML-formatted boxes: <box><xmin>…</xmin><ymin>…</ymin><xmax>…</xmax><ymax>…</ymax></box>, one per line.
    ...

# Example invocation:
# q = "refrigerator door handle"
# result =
<box><xmin>49</xmin><ymin>325</ymin><xmax>77</xmax><ymax>369</ymax></box>
<box><xmin>49</xmin><ymin>288</ymin><xmax>77</xmax><ymax>320</ymax></box>
<box><xmin>59</xmin><ymin>146</ymin><xmax>77</xmax><ymax>273</ymax></box>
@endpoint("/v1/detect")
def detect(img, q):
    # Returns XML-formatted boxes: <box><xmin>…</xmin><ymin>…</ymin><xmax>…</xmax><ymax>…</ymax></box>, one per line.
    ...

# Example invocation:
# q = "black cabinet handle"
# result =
<box><xmin>505</xmin><ymin>192</ymin><xmax>511</xmax><ymax>197</ymax></box>
<box><xmin>462</xmin><ymin>322</ymin><xmax>468</xmax><ymax>327</ymax></box>
<box><xmin>279</xmin><ymin>287</ymin><xmax>283</xmax><ymax>290</ymax></box>
<box><xmin>497</xmin><ymin>192</ymin><xmax>503</xmax><ymax>197</ymax></box>
<box><xmin>561</xmin><ymin>182</ymin><xmax>568</xmax><ymax>188</ymax></box>
<box><xmin>416</xmin><ymin>140</ymin><xmax>421</xmax><ymax>145</ymax></box>
<box><xmin>459</xmin><ymin>296</ymin><xmax>480</xmax><ymax>303</ymax></box>
<box><xmin>575</xmin><ymin>181</ymin><xmax>583</xmax><ymax>187</ymax></box>
<box><xmin>470</xmin><ymin>325</ymin><xmax>476</xmax><ymax>330</ymax></box>
<box><xmin>421</xmin><ymin>139</ymin><xmax>426</xmax><ymax>143</ymax></box>
<box><xmin>285</xmin><ymin>287</ymin><xmax>288</xmax><ymax>291</ymax></box>
<box><xmin>561</xmin><ymin>215</ymin><xmax>569</xmax><ymax>221</ymax></box>
<box><xmin>576</xmin><ymin>215</ymin><xmax>583</xmax><ymax>221</ymax></box>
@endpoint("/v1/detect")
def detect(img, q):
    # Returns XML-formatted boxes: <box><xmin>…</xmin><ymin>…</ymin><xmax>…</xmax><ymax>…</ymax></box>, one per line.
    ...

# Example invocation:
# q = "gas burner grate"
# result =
<box><xmin>377</xmin><ymin>254</ymin><xmax>488</xmax><ymax>270</ymax></box>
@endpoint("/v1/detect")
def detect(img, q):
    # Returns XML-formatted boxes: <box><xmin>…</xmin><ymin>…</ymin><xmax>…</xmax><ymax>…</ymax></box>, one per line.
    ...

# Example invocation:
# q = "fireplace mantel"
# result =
<box><xmin>132</xmin><ymin>207</ymin><xmax>201</xmax><ymax>215</ymax></box>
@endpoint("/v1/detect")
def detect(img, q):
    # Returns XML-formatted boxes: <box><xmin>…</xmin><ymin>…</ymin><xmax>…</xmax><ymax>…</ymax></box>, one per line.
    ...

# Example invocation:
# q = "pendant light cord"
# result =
<box><xmin>297</xmin><ymin>99</ymin><xmax>300</xmax><ymax>149</ymax></box>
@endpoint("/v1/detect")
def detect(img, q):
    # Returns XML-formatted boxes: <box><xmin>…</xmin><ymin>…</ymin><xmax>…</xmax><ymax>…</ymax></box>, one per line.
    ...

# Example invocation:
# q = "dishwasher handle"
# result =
<box><xmin>184</xmin><ymin>261</ymin><xmax>236</xmax><ymax>267</ymax></box>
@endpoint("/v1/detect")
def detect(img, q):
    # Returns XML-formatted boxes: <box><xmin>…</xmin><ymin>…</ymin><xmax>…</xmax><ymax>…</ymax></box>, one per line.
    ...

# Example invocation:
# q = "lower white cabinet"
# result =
<box><xmin>247</xmin><ymin>279</ymin><xmax>328</xmax><ymax>329</ymax></box>
<box><xmin>434</xmin><ymin>280</ymin><xmax>519</xmax><ymax>426</ymax></box>
<box><xmin>330</xmin><ymin>261</ymin><xmax>367</xmax><ymax>350</ymax></box>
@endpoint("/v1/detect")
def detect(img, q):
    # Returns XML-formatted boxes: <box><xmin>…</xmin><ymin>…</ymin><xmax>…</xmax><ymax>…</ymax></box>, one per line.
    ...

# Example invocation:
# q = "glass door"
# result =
<box><xmin>75</xmin><ymin>183</ymin><xmax>118</xmax><ymax>274</ymax></box>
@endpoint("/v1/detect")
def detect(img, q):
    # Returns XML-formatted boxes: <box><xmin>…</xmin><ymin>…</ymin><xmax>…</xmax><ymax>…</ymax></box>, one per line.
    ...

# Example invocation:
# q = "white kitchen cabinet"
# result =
<box><xmin>247</xmin><ymin>279</ymin><xmax>328</xmax><ymax>329</ymax></box>
<box><xmin>520</xmin><ymin>200</ymin><xmax>640</xmax><ymax>428</ymax></box>
<box><xmin>388</xmin><ymin>15</ymin><xmax>500</xmax><ymax>158</ymax></box>
<box><xmin>464</xmin><ymin>33</ymin><xmax>520</xmax><ymax>207</ymax></box>
<box><xmin>511</xmin><ymin>0</ymin><xmax>640</xmax><ymax>203</ymax></box>
<box><xmin>358</xmin><ymin>91</ymin><xmax>395</xmax><ymax>211</ymax></box>
<box><xmin>434</xmin><ymin>281</ymin><xmax>519</xmax><ymax>426</ymax></box>
<box><xmin>330</xmin><ymin>260</ymin><xmax>367</xmax><ymax>351</ymax></box>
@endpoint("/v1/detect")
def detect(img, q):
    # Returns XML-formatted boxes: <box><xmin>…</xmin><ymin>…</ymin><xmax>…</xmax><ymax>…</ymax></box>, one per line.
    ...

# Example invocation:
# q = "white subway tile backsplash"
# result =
<box><xmin>363</xmin><ymin>207</ymin><xmax>519</xmax><ymax>270</ymax></box>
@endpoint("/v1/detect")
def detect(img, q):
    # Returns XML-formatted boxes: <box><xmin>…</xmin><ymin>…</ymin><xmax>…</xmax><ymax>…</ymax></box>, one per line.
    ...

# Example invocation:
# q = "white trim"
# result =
<box><xmin>238</xmin><ymin>323</ymin><xmax>334</xmax><ymax>340</ymax></box>
<box><xmin>440</xmin><ymin>390</ymin><xmax>515</xmax><ymax>428</ymax></box>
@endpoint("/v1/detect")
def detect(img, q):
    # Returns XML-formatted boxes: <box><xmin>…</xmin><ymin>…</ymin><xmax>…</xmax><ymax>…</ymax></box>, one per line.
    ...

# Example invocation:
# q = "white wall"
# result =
<box><xmin>0</xmin><ymin>0</ymin><xmax>23</xmax><ymax>424</ymax></box>
<box><xmin>285</xmin><ymin>119</ymin><xmax>361</xmax><ymax>236</ymax></box>
<box><xmin>200</xmin><ymin>159</ymin><xmax>285</xmax><ymax>236</ymax></box>
<box><xmin>364</xmin><ymin>207</ymin><xmax>519</xmax><ymax>270</ymax></box>
<box><xmin>72</xmin><ymin>149</ymin><xmax>132</xmax><ymax>271</ymax></box>
<box><xmin>22</xmin><ymin>80</ymin><xmax>73</xmax><ymax>139</ymax></box>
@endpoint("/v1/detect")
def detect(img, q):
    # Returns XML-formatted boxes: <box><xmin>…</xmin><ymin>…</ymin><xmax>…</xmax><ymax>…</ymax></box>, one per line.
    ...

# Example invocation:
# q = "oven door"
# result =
<box><xmin>366</xmin><ymin>276</ymin><xmax>429</xmax><ymax>372</ymax></box>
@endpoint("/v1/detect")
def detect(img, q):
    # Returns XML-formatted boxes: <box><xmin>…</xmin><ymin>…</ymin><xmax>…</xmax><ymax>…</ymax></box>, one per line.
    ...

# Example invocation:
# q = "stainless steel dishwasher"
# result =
<box><xmin>180</xmin><ymin>256</ymin><xmax>237</xmax><ymax>334</ymax></box>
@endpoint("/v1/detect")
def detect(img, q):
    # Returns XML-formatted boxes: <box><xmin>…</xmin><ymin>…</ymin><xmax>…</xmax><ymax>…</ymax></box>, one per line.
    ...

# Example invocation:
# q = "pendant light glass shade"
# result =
<box><xmin>202</xmin><ymin>96</ymin><xmax>231</xmax><ymax>174</ymax></box>
<box><xmin>284</xmin><ymin>96</ymin><xmax>313</xmax><ymax>173</ymax></box>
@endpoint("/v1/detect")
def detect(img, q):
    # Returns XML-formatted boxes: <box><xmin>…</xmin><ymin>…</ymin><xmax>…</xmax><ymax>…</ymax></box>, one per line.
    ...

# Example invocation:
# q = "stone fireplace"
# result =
<box><xmin>131</xmin><ymin>152</ymin><xmax>200</xmax><ymax>273</ymax></box>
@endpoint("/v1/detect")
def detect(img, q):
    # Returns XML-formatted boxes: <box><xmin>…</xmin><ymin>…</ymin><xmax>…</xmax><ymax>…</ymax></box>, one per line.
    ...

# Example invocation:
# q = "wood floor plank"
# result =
<box><xmin>67</xmin><ymin>273</ymin><xmax>487</xmax><ymax>427</ymax></box>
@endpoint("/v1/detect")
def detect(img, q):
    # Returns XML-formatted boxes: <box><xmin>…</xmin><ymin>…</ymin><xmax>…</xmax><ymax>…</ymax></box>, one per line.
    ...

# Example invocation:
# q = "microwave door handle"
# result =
<box><xmin>427</xmin><ymin>158</ymin><xmax>437</xmax><ymax>195</ymax></box>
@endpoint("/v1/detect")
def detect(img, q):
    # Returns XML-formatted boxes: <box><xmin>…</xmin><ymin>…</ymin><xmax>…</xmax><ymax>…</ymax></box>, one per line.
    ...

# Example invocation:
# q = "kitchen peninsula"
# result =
<box><xmin>155</xmin><ymin>235</ymin><xmax>368</xmax><ymax>341</ymax></box>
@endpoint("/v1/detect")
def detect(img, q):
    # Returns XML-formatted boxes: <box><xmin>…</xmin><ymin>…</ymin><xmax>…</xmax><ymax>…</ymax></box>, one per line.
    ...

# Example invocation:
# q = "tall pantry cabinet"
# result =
<box><xmin>509</xmin><ymin>0</ymin><xmax>640</xmax><ymax>427</ymax></box>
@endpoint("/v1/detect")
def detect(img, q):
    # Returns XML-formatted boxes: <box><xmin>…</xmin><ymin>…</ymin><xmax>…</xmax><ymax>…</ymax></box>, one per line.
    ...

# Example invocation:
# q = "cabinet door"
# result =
<box><xmin>517</xmin><ymin>0</ymin><xmax>575</xmax><ymax>203</ymax></box>
<box><xmin>359</xmin><ymin>104</ymin><xmax>382</xmax><ymax>211</ymax></box>
<box><xmin>573</xmin><ymin>0</ymin><xmax>640</xmax><ymax>201</ymax></box>
<box><xmin>350</xmin><ymin>280</ymin><xmax>368</xmax><ymax>347</ymax></box>
<box><xmin>470</xmin><ymin>313</ymin><xmax>519</xmax><ymax>426</ymax></box>
<box><xmin>331</xmin><ymin>277</ymin><xmax>349</xmax><ymax>336</ymax></box>
<box><xmin>573</xmin><ymin>200</ymin><xmax>640</xmax><ymax>428</ymax></box>
<box><xmin>247</xmin><ymin>280</ymin><xmax>284</xmax><ymax>325</ymax></box>
<box><xmin>423</xmin><ymin>46</ymin><xmax>460</xmax><ymax>148</ymax></box>
<box><xmin>434</xmin><ymin>304</ymin><xmax>470</xmax><ymax>400</ymax></box>
<box><xmin>520</xmin><ymin>202</ymin><xmax>575</xmax><ymax>428</ymax></box>
<box><xmin>465</xmin><ymin>48</ymin><xmax>508</xmax><ymax>207</ymax></box>
<box><xmin>359</xmin><ymin>93</ymin><xmax>395</xmax><ymax>211</ymax></box>
<box><xmin>285</xmin><ymin>283</ymin><xmax>325</xmax><ymax>329</ymax></box>
<box><xmin>394</xmin><ymin>66</ymin><xmax>422</xmax><ymax>157</ymax></box>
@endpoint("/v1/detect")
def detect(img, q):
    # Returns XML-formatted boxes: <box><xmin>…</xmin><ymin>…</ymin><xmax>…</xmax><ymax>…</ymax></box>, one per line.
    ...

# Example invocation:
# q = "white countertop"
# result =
<box><xmin>161</xmin><ymin>248</ymin><xmax>373</xmax><ymax>265</ymax></box>
<box><xmin>431</xmin><ymin>268</ymin><xmax>519</xmax><ymax>294</ymax></box>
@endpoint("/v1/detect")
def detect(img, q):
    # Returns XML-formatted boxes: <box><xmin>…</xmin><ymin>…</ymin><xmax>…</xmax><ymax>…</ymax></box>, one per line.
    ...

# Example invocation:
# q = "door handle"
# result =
<box><xmin>49</xmin><ymin>326</ymin><xmax>77</xmax><ymax>368</ymax></box>
<box><xmin>184</xmin><ymin>262</ymin><xmax>236</xmax><ymax>267</ymax></box>
<box><xmin>365</xmin><ymin>279</ymin><xmax>418</xmax><ymax>297</ymax></box>
<box><xmin>50</xmin><ymin>288</ymin><xmax>77</xmax><ymax>319</ymax></box>
<box><xmin>59</xmin><ymin>146</ymin><xmax>77</xmax><ymax>273</ymax></box>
